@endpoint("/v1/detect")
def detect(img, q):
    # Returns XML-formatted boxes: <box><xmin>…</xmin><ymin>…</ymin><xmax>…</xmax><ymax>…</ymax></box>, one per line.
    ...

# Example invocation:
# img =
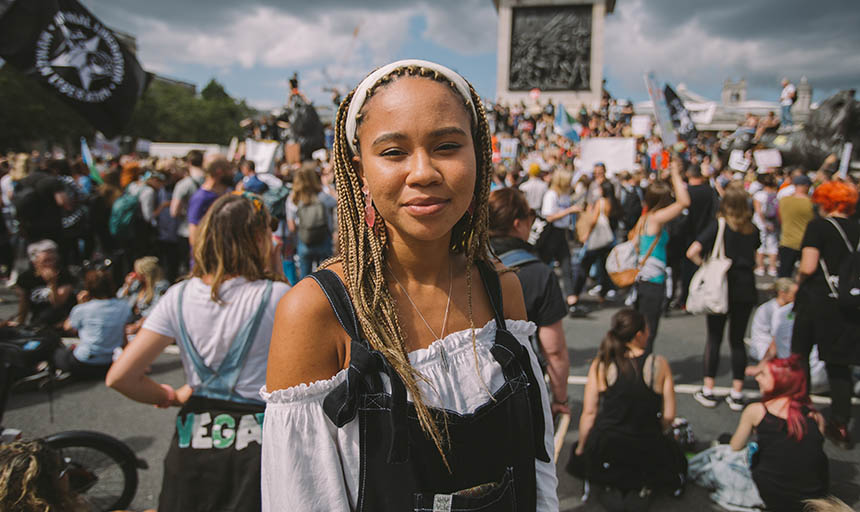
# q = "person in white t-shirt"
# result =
<box><xmin>519</xmin><ymin>162</ymin><xmax>548</xmax><ymax>211</ymax></box>
<box><xmin>779</xmin><ymin>78</ymin><xmax>796</xmax><ymax>127</ymax></box>
<box><xmin>745</xmin><ymin>278</ymin><xmax>828</xmax><ymax>392</ymax></box>
<box><xmin>107</xmin><ymin>193</ymin><xmax>289</xmax><ymax>511</ymax></box>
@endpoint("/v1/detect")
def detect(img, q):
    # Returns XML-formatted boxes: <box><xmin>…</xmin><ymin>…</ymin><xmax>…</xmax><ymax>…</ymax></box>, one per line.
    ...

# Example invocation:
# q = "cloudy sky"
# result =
<box><xmin>77</xmin><ymin>0</ymin><xmax>859</xmax><ymax>111</ymax></box>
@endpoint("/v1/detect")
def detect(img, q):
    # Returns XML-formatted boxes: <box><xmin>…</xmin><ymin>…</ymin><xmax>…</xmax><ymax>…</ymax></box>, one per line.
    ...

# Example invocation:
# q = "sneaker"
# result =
<box><xmin>725</xmin><ymin>394</ymin><xmax>746</xmax><ymax>412</ymax></box>
<box><xmin>825</xmin><ymin>421</ymin><xmax>854</xmax><ymax>449</ymax></box>
<box><xmin>587</xmin><ymin>284</ymin><xmax>603</xmax><ymax>296</ymax></box>
<box><xmin>605</xmin><ymin>289</ymin><xmax>617</xmax><ymax>299</ymax></box>
<box><xmin>568</xmin><ymin>304</ymin><xmax>591</xmax><ymax>318</ymax></box>
<box><xmin>693</xmin><ymin>390</ymin><xmax>718</xmax><ymax>408</ymax></box>
<box><xmin>754</xmin><ymin>268</ymin><xmax>765</xmax><ymax>277</ymax></box>
<box><xmin>767</xmin><ymin>268</ymin><xmax>778</xmax><ymax>277</ymax></box>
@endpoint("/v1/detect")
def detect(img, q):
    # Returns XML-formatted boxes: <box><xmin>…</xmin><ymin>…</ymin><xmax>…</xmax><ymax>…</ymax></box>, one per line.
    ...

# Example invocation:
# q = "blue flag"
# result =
<box><xmin>80</xmin><ymin>137</ymin><xmax>103</xmax><ymax>184</ymax></box>
<box><xmin>554</xmin><ymin>103</ymin><xmax>582</xmax><ymax>142</ymax></box>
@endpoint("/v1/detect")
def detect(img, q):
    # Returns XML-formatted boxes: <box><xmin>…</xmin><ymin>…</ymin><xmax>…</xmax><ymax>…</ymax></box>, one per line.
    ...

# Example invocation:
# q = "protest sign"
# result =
<box><xmin>631</xmin><ymin>115</ymin><xmax>652</xmax><ymax>137</ymax></box>
<box><xmin>753</xmin><ymin>149</ymin><xmax>782</xmax><ymax>170</ymax></box>
<box><xmin>729</xmin><ymin>150</ymin><xmax>750</xmax><ymax>172</ymax></box>
<box><xmin>839</xmin><ymin>142</ymin><xmax>853</xmax><ymax>179</ymax></box>
<box><xmin>246</xmin><ymin>139</ymin><xmax>281</xmax><ymax>173</ymax></box>
<box><xmin>644</xmin><ymin>72</ymin><xmax>677</xmax><ymax>147</ymax></box>
<box><xmin>499</xmin><ymin>138</ymin><xmax>519</xmax><ymax>160</ymax></box>
<box><xmin>579</xmin><ymin>138</ymin><xmax>636</xmax><ymax>178</ymax></box>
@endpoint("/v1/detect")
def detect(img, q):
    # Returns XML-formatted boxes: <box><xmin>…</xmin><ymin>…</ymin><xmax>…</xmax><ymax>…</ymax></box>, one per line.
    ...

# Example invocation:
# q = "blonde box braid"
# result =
<box><xmin>324</xmin><ymin>64</ymin><xmax>494</xmax><ymax>465</ymax></box>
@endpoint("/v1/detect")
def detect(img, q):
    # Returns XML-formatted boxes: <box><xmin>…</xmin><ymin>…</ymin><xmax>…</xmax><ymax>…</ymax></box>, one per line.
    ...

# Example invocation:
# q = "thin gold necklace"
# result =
<box><xmin>387</xmin><ymin>260</ymin><xmax>454</xmax><ymax>370</ymax></box>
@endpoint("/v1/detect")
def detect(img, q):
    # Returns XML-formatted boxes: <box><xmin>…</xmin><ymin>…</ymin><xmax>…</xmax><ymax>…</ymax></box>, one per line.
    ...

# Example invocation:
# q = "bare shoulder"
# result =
<box><xmin>743</xmin><ymin>401</ymin><xmax>767</xmax><ymax>425</ymax></box>
<box><xmin>266</xmin><ymin>262</ymin><xmax>350</xmax><ymax>391</ymax></box>
<box><xmin>494</xmin><ymin>261</ymin><xmax>527</xmax><ymax>321</ymax></box>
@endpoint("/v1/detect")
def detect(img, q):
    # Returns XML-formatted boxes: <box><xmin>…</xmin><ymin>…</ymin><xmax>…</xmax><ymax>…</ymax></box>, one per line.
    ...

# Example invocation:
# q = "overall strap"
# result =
<box><xmin>175</xmin><ymin>281</ymin><xmax>216</xmax><ymax>385</ymax></box>
<box><xmin>476</xmin><ymin>260</ymin><xmax>505</xmax><ymax>330</ymax></box>
<box><xmin>207</xmin><ymin>280</ymin><xmax>273</xmax><ymax>403</ymax></box>
<box><xmin>476</xmin><ymin>259</ymin><xmax>550</xmax><ymax>463</ymax></box>
<box><xmin>177</xmin><ymin>280</ymin><xmax>273</xmax><ymax>405</ymax></box>
<box><xmin>311</xmin><ymin>269</ymin><xmax>394</xmax><ymax>451</ymax></box>
<box><xmin>309</xmin><ymin>269</ymin><xmax>363</xmax><ymax>344</ymax></box>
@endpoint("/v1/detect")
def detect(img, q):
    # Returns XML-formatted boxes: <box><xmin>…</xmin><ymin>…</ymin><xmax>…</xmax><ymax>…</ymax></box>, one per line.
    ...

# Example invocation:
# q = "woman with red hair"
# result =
<box><xmin>791</xmin><ymin>179</ymin><xmax>860</xmax><ymax>448</ymax></box>
<box><xmin>728</xmin><ymin>355</ymin><xmax>828</xmax><ymax>512</ymax></box>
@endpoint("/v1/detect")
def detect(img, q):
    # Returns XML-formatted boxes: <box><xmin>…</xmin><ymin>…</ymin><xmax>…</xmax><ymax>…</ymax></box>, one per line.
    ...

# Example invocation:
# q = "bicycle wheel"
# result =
<box><xmin>44</xmin><ymin>430</ymin><xmax>139</xmax><ymax>511</ymax></box>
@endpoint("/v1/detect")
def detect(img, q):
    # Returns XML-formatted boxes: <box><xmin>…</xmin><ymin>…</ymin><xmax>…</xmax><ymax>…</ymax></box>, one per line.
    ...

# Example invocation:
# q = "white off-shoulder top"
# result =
<box><xmin>260</xmin><ymin>319</ymin><xmax>559</xmax><ymax>511</ymax></box>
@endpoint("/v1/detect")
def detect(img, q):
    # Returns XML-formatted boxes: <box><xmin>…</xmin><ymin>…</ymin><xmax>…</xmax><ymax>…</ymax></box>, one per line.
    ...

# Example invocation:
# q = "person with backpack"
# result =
<box><xmin>791</xmin><ymin>180</ymin><xmax>860</xmax><ymax>449</ymax></box>
<box><xmin>753</xmin><ymin>174</ymin><xmax>780</xmax><ymax>277</ymax></box>
<box><xmin>106</xmin><ymin>194</ymin><xmax>289</xmax><ymax>511</ymax></box>
<box><xmin>286</xmin><ymin>166</ymin><xmax>335</xmax><ymax>278</ymax></box>
<box><xmin>171</xmin><ymin>151</ymin><xmax>206</xmax><ymax>274</ymax></box>
<box><xmin>489</xmin><ymin>187</ymin><xmax>570</xmax><ymax>417</ymax></box>
<box><xmin>12</xmin><ymin>157</ymin><xmax>71</xmax><ymax>248</ymax></box>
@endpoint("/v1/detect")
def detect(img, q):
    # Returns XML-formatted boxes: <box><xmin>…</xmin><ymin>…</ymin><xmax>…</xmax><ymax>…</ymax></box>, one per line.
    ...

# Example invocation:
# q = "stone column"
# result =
<box><xmin>494</xmin><ymin>0</ymin><xmax>615</xmax><ymax>110</ymax></box>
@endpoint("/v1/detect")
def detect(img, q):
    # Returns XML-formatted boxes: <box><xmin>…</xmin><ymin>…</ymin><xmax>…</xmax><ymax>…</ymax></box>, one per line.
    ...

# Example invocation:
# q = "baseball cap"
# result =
<box><xmin>792</xmin><ymin>174</ymin><xmax>812</xmax><ymax>186</ymax></box>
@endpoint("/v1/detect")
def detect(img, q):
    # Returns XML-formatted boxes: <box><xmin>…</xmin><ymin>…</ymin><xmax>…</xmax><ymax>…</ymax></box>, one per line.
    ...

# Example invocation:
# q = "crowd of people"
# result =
<box><xmin>0</xmin><ymin>59</ymin><xmax>857</xmax><ymax>512</ymax></box>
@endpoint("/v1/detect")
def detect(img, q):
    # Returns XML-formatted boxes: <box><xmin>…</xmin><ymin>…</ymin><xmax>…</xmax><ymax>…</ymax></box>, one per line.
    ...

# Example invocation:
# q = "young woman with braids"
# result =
<box><xmin>568</xmin><ymin>308</ymin><xmax>684</xmax><ymax>509</ymax></box>
<box><xmin>263</xmin><ymin>60</ymin><xmax>557</xmax><ymax>510</ymax></box>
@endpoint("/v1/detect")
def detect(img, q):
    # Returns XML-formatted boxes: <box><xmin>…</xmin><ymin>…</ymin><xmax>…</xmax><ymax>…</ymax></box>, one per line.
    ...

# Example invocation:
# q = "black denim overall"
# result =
<box><xmin>309</xmin><ymin>261</ymin><xmax>550</xmax><ymax>511</ymax></box>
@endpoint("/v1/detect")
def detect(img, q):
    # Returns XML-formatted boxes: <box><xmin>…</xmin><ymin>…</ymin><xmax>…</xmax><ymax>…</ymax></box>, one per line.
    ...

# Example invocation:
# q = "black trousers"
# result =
<box><xmin>777</xmin><ymin>246</ymin><xmax>800</xmax><ymax>278</ymax></box>
<box><xmin>573</xmin><ymin>245</ymin><xmax>612</xmax><ymax>297</ymax></box>
<box><xmin>704</xmin><ymin>302</ymin><xmax>755</xmax><ymax>381</ymax></box>
<box><xmin>52</xmin><ymin>346</ymin><xmax>111</xmax><ymax>380</ymax></box>
<box><xmin>636</xmin><ymin>281</ymin><xmax>665</xmax><ymax>354</ymax></box>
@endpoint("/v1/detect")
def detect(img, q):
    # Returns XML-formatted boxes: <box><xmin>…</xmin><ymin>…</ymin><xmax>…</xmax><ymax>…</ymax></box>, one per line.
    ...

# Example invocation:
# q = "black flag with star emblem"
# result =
<box><xmin>0</xmin><ymin>0</ymin><xmax>150</xmax><ymax>137</ymax></box>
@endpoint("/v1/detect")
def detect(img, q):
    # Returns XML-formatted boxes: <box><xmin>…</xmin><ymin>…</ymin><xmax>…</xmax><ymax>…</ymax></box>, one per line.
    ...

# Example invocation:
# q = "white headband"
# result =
<box><xmin>345</xmin><ymin>59</ymin><xmax>477</xmax><ymax>155</ymax></box>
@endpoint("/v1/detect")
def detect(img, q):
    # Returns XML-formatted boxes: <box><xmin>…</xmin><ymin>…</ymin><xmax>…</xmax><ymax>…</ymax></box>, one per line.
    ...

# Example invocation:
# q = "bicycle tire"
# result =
<box><xmin>43</xmin><ymin>430</ymin><xmax>139</xmax><ymax>511</ymax></box>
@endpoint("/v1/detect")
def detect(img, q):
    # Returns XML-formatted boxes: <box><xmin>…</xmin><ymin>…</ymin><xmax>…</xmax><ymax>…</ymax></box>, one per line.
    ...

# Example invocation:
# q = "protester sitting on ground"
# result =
<box><xmin>4</xmin><ymin>240</ymin><xmax>75</xmax><ymax>330</ymax></box>
<box><xmin>0</xmin><ymin>439</ymin><xmax>88</xmax><ymax>512</ymax></box>
<box><xmin>689</xmin><ymin>355</ymin><xmax>828</xmax><ymax>512</ymax></box>
<box><xmin>489</xmin><ymin>187</ymin><xmax>571</xmax><ymax>417</ymax></box>
<box><xmin>286</xmin><ymin>166</ymin><xmax>336</xmax><ymax>278</ymax></box>
<box><xmin>688</xmin><ymin>182</ymin><xmax>760</xmax><ymax>411</ymax></box>
<box><xmin>568</xmin><ymin>308</ymin><xmax>684</xmax><ymax>510</ymax></box>
<box><xmin>745</xmin><ymin>278</ymin><xmax>829</xmax><ymax>393</ymax></box>
<box><xmin>634</xmin><ymin>156</ymin><xmax>690</xmax><ymax>353</ymax></box>
<box><xmin>52</xmin><ymin>268</ymin><xmax>132</xmax><ymax>380</ymax></box>
<box><xmin>107</xmin><ymin>194</ymin><xmax>289</xmax><ymax>511</ymax></box>
<box><xmin>791</xmin><ymin>180</ymin><xmax>860</xmax><ymax>449</ymax></box>
<box><xmin>117</xmin><ymin>256</ymin><xmax>170</xmax><ymax>336</ymax></box>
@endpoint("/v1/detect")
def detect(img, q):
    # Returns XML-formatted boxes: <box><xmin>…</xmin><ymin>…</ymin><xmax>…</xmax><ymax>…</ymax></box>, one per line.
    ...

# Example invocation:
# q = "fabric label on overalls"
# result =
<box><xmin>432</xmin><ymin>494</ymin><xmax>452</xmax><ymax>512</ymax></box>
<box><xmin>176</xmin><ymin>411</ymin><xmax>264</xmax><ymax>450</ymax></box>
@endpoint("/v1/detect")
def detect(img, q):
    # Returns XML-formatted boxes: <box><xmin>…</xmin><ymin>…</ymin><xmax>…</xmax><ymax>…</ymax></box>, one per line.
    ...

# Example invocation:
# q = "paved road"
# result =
<box><xmin>2</xmin><ymin>286</ymin><xmax>858</xmax><ymax>511</ymax></box>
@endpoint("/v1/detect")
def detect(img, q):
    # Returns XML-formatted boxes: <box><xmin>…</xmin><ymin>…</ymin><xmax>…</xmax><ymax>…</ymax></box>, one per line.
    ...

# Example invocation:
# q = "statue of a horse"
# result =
<box><xmin>719</xmin><ymin>89</ymin><xmax>859</xmax><ymax>170</ymax></box>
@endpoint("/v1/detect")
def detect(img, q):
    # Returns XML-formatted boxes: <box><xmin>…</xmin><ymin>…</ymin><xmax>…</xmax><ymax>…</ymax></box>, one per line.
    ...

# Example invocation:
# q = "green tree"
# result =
<box><xmin>0</xmin><ymin>65</ymin><xmax>94</xmax><ymax>152</ymax></box>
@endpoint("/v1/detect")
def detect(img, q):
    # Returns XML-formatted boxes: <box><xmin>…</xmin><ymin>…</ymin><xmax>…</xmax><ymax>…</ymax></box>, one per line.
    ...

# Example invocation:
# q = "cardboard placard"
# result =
<box><xmin>729</xmin><ymin>150</ymin><xmax>750</xmax><ymax>172</ymax></box>
<box><xmin>578</xmin><ymin>138</ymin><xmax>637</xmax><ymax>178</ymax></box>
<box><xmin>753</xmin><ymin>149</ymin><xmax>782</xmax><ymax>169</ymax></box>
<box><xmin>630</xmin><ymin>115</ymin><xmax>652</xmax><ymax>137</ymax></box>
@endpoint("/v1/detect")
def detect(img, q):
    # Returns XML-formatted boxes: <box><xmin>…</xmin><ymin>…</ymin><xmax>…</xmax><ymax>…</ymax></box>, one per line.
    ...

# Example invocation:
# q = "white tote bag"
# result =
<box><xmin>586</xmin><ymin>203</ymin><xmax>614</xmax><ymax>250</ymax></box>
<box><xmin>686</xmin><ymin>218</ymin><xmax>732</xmax><ymax>315</ymax></box>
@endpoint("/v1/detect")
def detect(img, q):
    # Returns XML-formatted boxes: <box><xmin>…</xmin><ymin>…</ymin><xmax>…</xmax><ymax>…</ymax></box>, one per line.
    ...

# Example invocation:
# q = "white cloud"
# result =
<box><xmin>130</xmin><ymin>6</ymin><xmax>415</xmax><ymax>74</ymax></box>
<box><xmin>604</xmin><ymin>0</ymin><xmax>860</xmax><ymax>100</ymax></box>
<box><xmin>419</xmin><ymin>1</ymin><xmax>497</xmax><ymax>55</ymax></box>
